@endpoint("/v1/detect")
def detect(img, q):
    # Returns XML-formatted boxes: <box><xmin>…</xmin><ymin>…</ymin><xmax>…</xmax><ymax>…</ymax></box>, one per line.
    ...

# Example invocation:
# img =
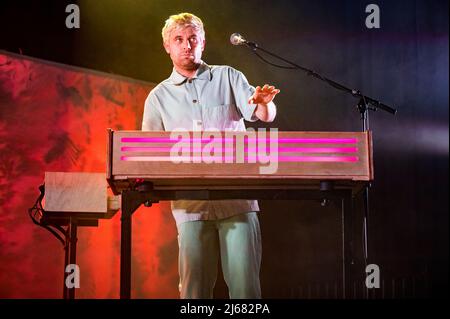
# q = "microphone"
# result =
<box><xmin>230</xmin><ymin>33</ymin><xmax>247</xmax><ymax>45</ymax></box>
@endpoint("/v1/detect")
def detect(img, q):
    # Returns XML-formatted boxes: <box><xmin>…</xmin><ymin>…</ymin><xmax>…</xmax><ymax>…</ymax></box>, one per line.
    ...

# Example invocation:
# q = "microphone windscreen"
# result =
<box><xmin>230</xmin><ymin>33</ymin><xmax>243</xmax><ymax>45</ymax></box>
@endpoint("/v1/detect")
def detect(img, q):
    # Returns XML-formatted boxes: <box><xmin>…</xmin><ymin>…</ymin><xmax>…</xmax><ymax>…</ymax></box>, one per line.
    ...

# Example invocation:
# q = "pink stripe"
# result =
<box><xmin>121</xmin><ymin>147</ymin><xmax>358</xmax><ymax>153</ymax></box>
<box><xmin>121</xmin><ymin>137</ymin><xmax>358</xmax><ymax>144</ymax></box>
<box><xmin>120</xmin><ymin>156</ymin><xmax>358</xmax><ymax>162</ymax></box>
<box><xmin>279</xmin><ymin>147</ymin><xmax>357</xmax><ymax>153</ymax></box>
<box><xmin>121</xmin><ymin>156</ymin><xmax>235</xmax><ymax>162</ymax></box>
<box><xmin>277</xmin><ymin>156</ymin><xmax>358</xmax><ymax>162</ymax></box>
<box><xmin>121</xmin><ymin>147</ymin><xmax>235</xmax><ymax>152</ymax></box>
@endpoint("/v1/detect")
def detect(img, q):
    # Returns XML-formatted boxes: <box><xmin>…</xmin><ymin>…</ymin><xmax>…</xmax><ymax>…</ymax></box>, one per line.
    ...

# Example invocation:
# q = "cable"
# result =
<box><xmin>252</xmin><ymin>50</ymin><xmax>298</xmax><ymax>69</ymax></box>
<box><xmin>28</xmin><ymin>184</ymin><xmax>66</xmax><ymax>246</ymax></box>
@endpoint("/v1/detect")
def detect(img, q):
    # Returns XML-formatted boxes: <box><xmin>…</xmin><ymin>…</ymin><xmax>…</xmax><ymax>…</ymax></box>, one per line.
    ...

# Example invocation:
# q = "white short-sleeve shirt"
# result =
<box><xmin>142</xmin><ymin>62</ymin><xmax>261</xmax><ymax>226</ymax></box>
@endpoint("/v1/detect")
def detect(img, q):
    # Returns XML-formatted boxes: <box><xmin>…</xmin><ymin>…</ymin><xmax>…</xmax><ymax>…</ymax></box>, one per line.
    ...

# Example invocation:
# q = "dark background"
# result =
<box><xmin>1</xmin><ymin>0</ymin><xmax>448</xmax><ymax>298</ymax></box>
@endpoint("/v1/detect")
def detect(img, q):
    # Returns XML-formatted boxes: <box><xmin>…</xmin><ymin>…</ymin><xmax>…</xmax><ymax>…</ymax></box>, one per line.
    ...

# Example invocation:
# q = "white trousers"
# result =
<box><xmin>177</xmin><ymin>212</ymin><xmax>262</xmax><ymax>299</ymax></box>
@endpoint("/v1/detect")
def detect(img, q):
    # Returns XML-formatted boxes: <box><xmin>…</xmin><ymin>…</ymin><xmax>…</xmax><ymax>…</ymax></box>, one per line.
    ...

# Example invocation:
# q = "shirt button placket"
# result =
<box><xmin>188</xmin><ymin>79</ymin><xmax>202</xmax><ymax>126</ymax></box>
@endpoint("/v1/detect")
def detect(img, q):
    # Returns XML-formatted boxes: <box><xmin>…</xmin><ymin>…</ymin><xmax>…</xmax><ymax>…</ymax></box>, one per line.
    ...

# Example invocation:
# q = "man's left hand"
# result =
<box><xmin>248</xmin><ymin>84</ymin><xmax>280</xmax><ymax>105</ymax></box>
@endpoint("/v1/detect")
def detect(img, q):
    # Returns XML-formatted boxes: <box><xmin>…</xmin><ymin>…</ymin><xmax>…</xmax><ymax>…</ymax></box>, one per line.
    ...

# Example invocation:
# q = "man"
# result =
<box><xmin>142</xmin><ymin>12</ymin><xmax>280</xmax><ymax>299</ymax></box>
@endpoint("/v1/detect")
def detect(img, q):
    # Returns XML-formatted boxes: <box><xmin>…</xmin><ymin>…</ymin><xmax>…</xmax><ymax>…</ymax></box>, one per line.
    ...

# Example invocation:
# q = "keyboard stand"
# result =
<box><xmin>119</xmin><ymin>184</ymin><xmax>358</xmax><ymax>299</ymax></box>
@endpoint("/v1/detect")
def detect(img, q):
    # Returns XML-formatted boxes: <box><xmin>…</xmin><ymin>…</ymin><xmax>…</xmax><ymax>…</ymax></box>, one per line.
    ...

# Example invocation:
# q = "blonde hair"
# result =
<box><xmin>162</xmin><ymin>13</ymin><xmax>205</xmax><ymax>45</ymax></box>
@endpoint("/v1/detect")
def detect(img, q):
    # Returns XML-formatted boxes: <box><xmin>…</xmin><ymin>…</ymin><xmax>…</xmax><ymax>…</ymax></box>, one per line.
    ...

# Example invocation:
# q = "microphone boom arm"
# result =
<box><xmin>241</xmin><ymin>39</ymin><xmax>397</xmax><ymax>115</ymax></box>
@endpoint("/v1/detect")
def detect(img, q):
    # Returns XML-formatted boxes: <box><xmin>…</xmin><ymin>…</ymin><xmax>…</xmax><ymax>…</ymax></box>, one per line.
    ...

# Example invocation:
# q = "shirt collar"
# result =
<box><xmin>168</xmin><ymin>61</ymin><xmax>213</xmax><ymax>85</ymax></box>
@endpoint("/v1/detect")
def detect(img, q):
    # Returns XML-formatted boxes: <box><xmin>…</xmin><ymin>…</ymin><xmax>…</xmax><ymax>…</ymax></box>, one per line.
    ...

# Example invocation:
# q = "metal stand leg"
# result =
<box><xmin>342</xmin><ymin>190</ymin><xmax>354</xmax><ymax>299</ymax></box>
<box><xmin>362</xmin><ymin>186</ymin><xmax>371</xmax><ymax>299</ymax></box>
<box><xmin>63</xmin><ymin>233</ymin><xmax>69</xmax><ymax>299</ymax></box>
<box><xmin>63</xmin><ymin>217</ymin><xmax>78</xmax><ymax>299</ymax></box>
<box><xmin>120</xmin><ymin>190</ymin><xmax>147</xmax><ymax>299</ymax></box>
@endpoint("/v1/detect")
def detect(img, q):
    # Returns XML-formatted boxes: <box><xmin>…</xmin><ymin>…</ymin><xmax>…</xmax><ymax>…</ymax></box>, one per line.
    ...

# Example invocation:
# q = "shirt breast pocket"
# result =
<box><xmin>202</xmin><ymin>103</ymin><xmax>243</xmax><ymax>130</ymax></box>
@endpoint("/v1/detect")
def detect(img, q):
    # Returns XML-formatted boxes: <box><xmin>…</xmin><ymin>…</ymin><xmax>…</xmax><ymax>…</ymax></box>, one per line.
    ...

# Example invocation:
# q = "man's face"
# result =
<box><xmin>164</xmin><ymin>25</ymin><xmax>205</xmax><ymax>73</ymax></box>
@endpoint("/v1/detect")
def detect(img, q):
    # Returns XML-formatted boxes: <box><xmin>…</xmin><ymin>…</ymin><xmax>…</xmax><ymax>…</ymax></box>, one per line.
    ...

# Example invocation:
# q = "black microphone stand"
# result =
<box><xmin>240</xmin><ymin>40</ymin><xmax>397</xmax><ymax>298</ymax></box>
